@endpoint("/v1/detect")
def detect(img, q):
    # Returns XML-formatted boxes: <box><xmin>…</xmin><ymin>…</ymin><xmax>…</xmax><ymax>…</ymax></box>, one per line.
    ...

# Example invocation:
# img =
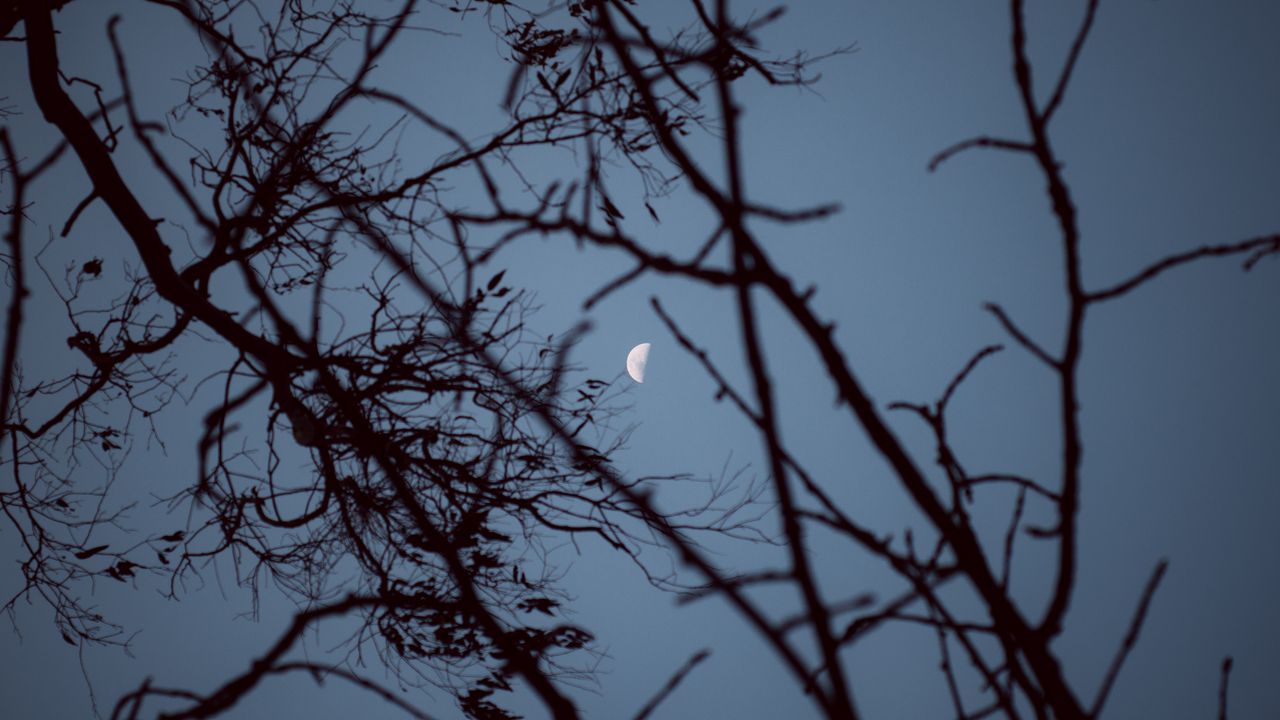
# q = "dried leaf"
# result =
<box><xmin>74</xmin><ymin>544</ymin><xmax>109</xmax><ymax>560</ymax></box>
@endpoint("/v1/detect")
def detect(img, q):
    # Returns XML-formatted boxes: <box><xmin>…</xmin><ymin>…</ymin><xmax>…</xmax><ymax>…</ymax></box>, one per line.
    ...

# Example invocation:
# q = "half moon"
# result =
<box><xmin>626</xmin><ymin>343</ymin><xmax>652</xmax><ymax>383</ymax></box>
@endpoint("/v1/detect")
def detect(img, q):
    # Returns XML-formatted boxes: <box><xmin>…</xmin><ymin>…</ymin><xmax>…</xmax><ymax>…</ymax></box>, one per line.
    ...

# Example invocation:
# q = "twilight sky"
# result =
<box><xmin>2</xmin><ymin>1</ymin><xmax>1278</xmax><ymax>719</ymax></box>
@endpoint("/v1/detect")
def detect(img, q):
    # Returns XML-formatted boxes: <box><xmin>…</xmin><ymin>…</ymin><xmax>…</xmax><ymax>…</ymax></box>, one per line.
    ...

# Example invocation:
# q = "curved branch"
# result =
<box><xmin>1086</xmin><ymin>235</ymin><xmax>1280</xmax><ymax>303</ymax></box>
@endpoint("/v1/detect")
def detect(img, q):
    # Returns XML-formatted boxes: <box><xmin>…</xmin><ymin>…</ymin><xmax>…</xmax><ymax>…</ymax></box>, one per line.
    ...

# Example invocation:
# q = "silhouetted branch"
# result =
<box><xmin>983</xmin><ymin>303</ymin><xmax>1056</xmax><ymax>368</ymax></box>
<box><xmin>1086</xmin><ymin>235</ymin><xmax>1280</xmax><ymax>303</ymax></box>
<box><xmin>1008</xmin><ymin>7</ymin><xmax>1088</xmax><ymax>700</ymax></box>
<box><xmin>269</xmin><ymin>664</ymin><xmax>442</xmax><ymax>720</ymax></box>
<box><xmin>152</xmin><ymin>595</ymin><xmax>395</xmax><ymax>720</ymax></box>
<box><xmin>1088</xmin><ymin>560</ymin><xmax>1168</xmax><ymax>718</ymax></box>
<box><xmin>999</xmin><ymin>486</ymin><xmax>1027</xmax><ymax>590</ymax></box>
<box><xmin>4</xmin><ymin>1</ymin><xmax>1271</xmax><ymax>718</ymax></box>
<box><xmin>1042</xmin><ymin>0</ymin><xmax>1101</xmax><ymax>124</ymax></box>
<box><xmin>0</xmin><ymin>130</ymin><xmax>27</xmax><ymax>425</ymax></box>
<box><xmin>1218</xmin><ymin>656</ymin><xmax>1233</xmax><ymax>720</ymax></box>
<box><xmin>631</xmin><ymin>648</ymin><xmax>711</xmax><ymax>720</ymax></box>
<box><xmin>928</xmin><ymin>136</ymin><xmax>1034</xmax><ymax>172</ymax></box>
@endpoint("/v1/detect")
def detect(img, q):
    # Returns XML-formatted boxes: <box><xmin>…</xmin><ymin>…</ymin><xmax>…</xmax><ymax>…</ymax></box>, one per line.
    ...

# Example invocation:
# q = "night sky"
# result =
<box><xmin>2</xmin><ymin>1</ymin><xmax>1278</xmax><ymax>718</ymax></box>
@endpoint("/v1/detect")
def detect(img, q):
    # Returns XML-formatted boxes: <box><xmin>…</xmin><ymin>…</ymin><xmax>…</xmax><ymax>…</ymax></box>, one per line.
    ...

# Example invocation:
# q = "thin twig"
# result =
<box><xmin>1042</xmin><ymin>0</ymin><xmax>1101</xmax><ymax>123</ymax></box>
<box><xmin>1088</xmin><ymin>560</ymin><xmax>1168</xmax><ymax>717</ymax></box>
<box><xmin>928</xmin><ymin>136</ymin><xmax>1034</xmax><ymax>172</ymax></box>
<box><xmin>631</xmin><ymin>649</ymin><xmax>711</xmax><ymax>720</ymax></box>
<box><xmin>1000</xmin><ymin>485</ymin><xmax>1028</xmax><ymax>591</ymax></box>
<box><xmin>940</xmin><ymin>344</ymin><xmax>1004</xmax><ymax>412</ymax></box>
<box><xmin>983</xmin><ymin>303</ymin><xmax>1056</xmax><ymax>368</ymax></box>
<box><xmin>1218</xmin><ymin>656</ymin><xmax>1233</xmax><ymax>720</ymax></box>
<box><xmin>1086</xmin><ymin>235</ymin><xmax>1280</xmax><ymax>303</ymax></box>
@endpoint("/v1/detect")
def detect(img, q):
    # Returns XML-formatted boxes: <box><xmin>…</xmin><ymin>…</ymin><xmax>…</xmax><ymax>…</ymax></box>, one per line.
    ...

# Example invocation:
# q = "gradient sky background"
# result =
<box><xmin>2</xmin><ymin>1</ymin><xmax>1279</xmax><ymax>718</ymax></box>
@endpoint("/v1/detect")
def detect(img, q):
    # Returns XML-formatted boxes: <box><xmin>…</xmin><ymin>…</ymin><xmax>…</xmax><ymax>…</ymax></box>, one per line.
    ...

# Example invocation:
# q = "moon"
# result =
<box><xmin>626</xmin><ymin>343</ymin><xmax>652</xmax><ymax>383</ymax></box>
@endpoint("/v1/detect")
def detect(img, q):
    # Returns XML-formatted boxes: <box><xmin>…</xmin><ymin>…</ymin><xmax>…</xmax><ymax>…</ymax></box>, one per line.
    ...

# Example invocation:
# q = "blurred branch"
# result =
<box><xmin>631</xmin><ymin>648</ymin><xmax>711</xmax><ymax>720</ymax></box>
<box><xmin>0</xmin><ymin>130</ymin><xmax>28</xmax><ymax>426</ymax></box>
<box><xmin>1218</xmin><ymin>656</ymin><xmax>1233</xmax><ymax>720</ymax></box>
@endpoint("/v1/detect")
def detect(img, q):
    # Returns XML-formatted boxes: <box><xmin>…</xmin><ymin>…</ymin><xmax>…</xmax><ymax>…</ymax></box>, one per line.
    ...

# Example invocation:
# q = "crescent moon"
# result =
<box><xmin>626</xmin><ymin>343</ymin><xmax>652</xmax><ymax>383</ymax></box>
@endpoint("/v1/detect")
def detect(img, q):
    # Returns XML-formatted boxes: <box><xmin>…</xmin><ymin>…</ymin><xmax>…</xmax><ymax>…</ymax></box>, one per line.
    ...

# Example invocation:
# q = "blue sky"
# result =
<box><xmin>2</xmin><ymin>1</ymin><xmax>1279</xmax><ymax>718</ymax></box>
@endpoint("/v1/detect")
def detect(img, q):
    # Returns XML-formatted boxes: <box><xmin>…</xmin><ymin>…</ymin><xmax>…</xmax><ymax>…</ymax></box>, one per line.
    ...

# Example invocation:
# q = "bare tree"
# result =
<box><xmin>2</xmin><ymin>1</ymin><xmax>1276</xmax><ymax>720</ymax></box>
<box><xmin>534</xmin><ymin>2</ymin><xmax>1277</xmax><ymax>719</ymax></box>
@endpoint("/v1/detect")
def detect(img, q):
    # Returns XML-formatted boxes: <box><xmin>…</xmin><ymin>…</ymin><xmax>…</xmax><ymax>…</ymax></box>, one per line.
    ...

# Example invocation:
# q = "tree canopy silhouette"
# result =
<box><xmin>2</xmin><ymin>1</ymin><xmax>1277</xmax><ymax>719</ymax></box>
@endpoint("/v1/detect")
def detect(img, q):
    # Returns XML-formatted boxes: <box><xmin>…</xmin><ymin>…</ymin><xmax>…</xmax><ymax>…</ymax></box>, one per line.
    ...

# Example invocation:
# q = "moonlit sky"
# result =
<box><xmin>2</xmin><ymin>1</ymin><xmax>1279</xmax><ymax>718</ymax></box>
